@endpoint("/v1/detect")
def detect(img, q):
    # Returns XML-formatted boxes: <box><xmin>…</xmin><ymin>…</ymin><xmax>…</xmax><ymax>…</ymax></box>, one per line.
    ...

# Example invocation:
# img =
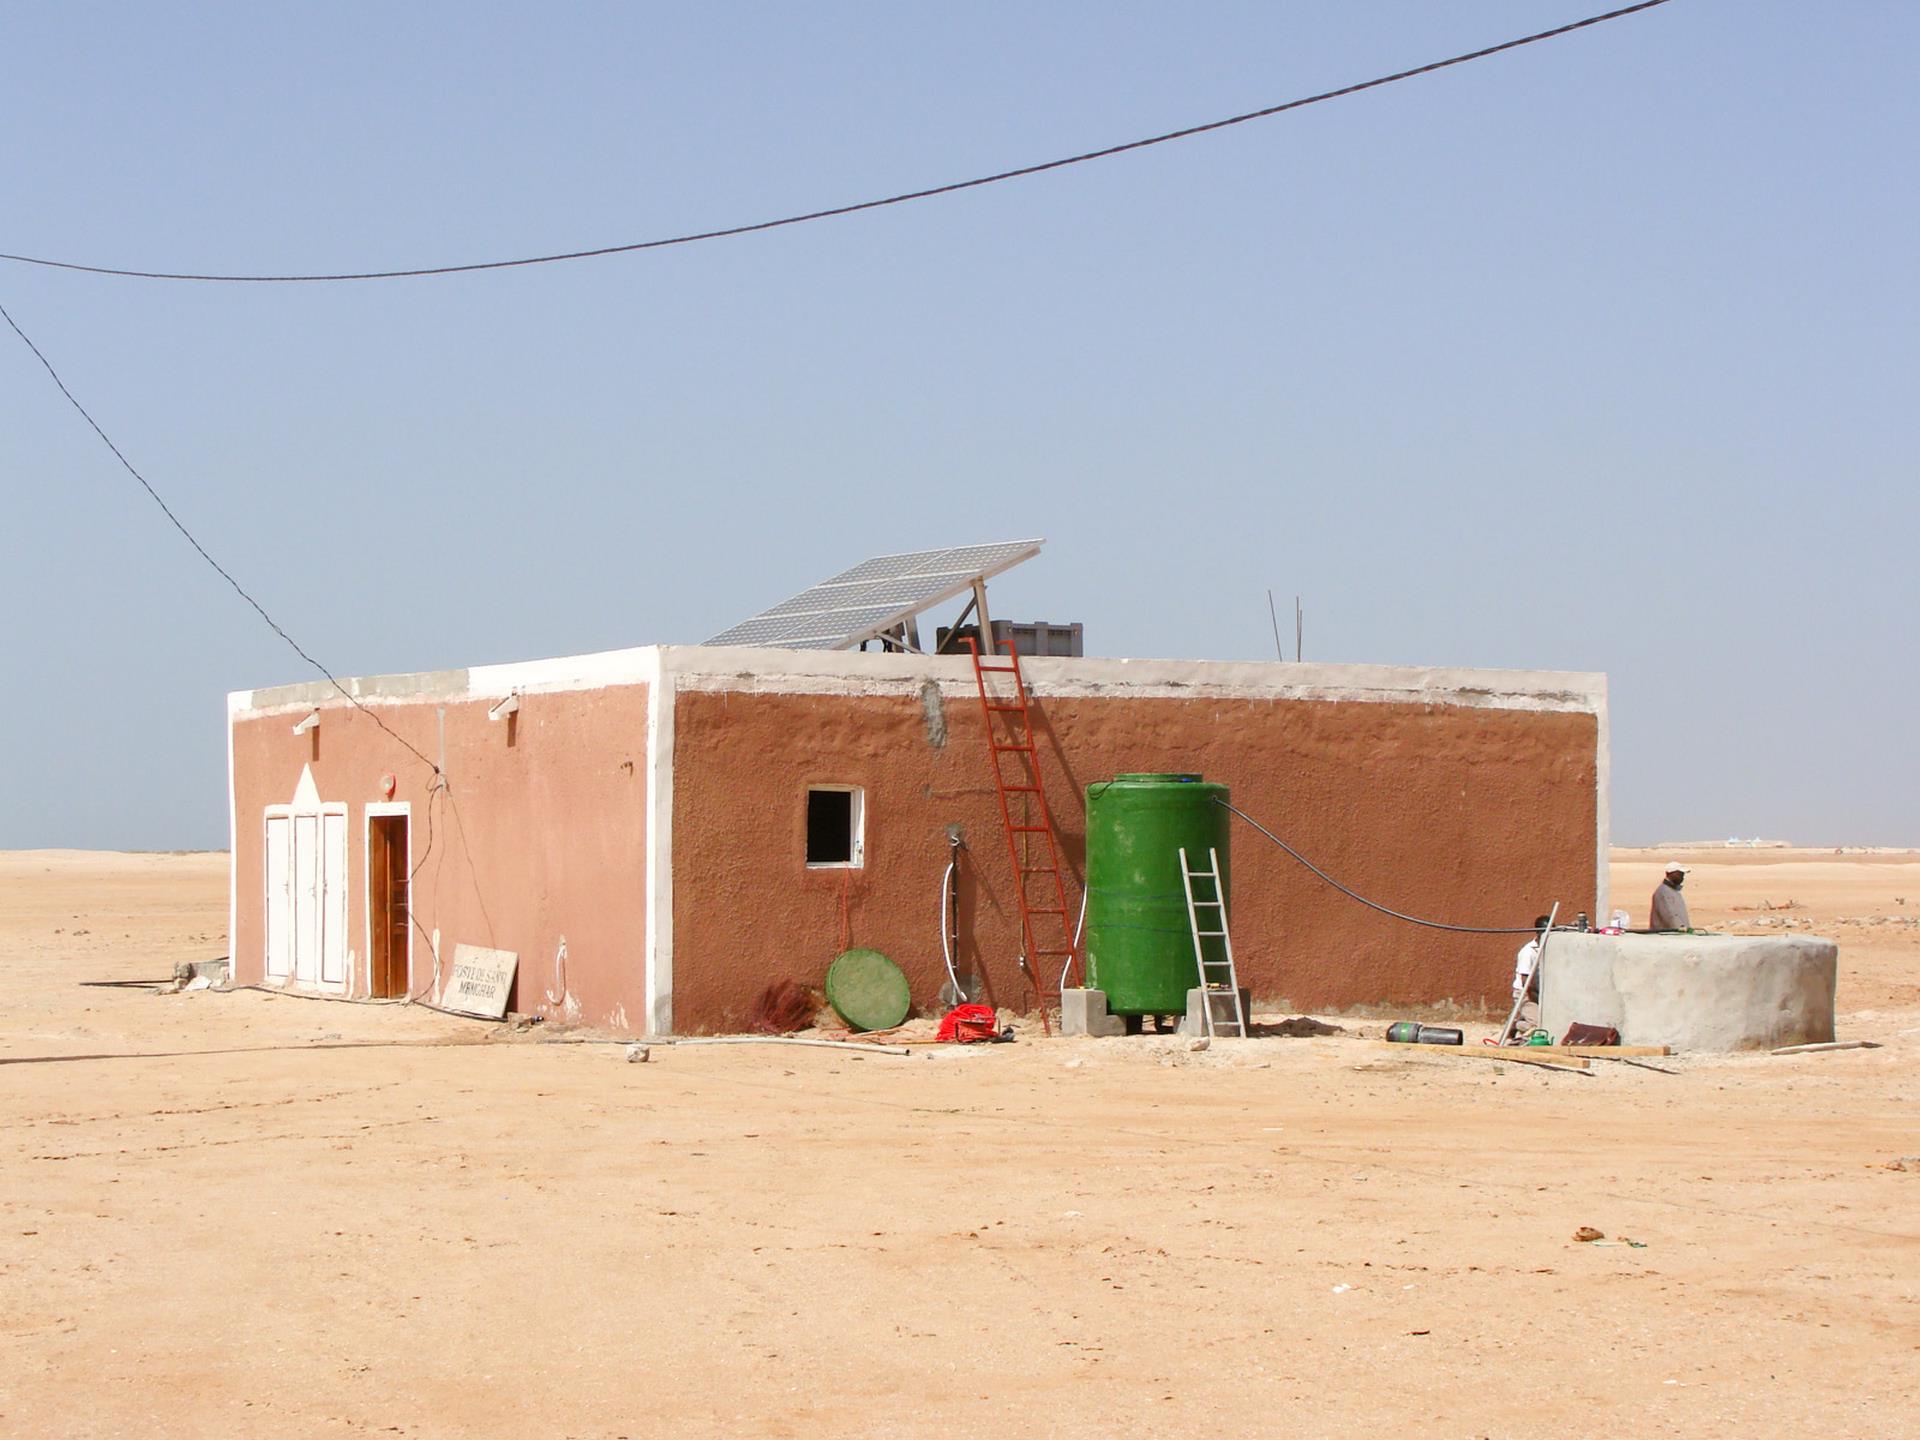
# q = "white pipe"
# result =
<box><xmin>671</xmin><ymin>1036</ymin><xmax>909</xmax><ymax>1056</ymax></box>
<box><xmin>1058</xmin><ymin>886</ymin><xmax>1088</xmax><ymax>995</ymax></box>
<box><xmin>940</xmin><ymin>857</ymin><xmax>963</xmax><ymax>997</ymax></box>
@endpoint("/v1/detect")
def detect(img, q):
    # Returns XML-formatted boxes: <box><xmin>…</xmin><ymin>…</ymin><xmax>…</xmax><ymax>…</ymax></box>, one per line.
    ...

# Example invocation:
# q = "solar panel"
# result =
<box><xmin>705</xmin><ymin>540</ymin><xmax>1044</xmax><ymax>650</ymax></box>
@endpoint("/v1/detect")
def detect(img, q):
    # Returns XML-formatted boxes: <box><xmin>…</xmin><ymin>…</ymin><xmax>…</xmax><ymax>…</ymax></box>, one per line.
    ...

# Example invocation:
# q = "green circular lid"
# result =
<box><xmin>824</xmin><ymin>948</ymin><xmax>911</xmax><ymax>1032</ymax></box>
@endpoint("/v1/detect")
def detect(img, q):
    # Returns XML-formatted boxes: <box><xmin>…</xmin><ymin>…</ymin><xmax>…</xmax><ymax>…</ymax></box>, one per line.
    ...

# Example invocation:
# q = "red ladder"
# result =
<box><xmin>964</xmin><ymin>637</ymin><xmax>1080</xmax><ymax>1032</ymax></box>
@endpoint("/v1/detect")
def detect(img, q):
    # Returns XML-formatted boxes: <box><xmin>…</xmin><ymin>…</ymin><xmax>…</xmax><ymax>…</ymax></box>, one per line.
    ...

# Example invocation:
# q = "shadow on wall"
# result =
<box><xmin>1028</xmin><ymin>704</ymin><xmax>1087</xmax><ymax>887</ymax></box>
<box><xmin>955</xmin><ymin>844</ymin><xmax>1004</xmax><ymax>1013</ymax></box>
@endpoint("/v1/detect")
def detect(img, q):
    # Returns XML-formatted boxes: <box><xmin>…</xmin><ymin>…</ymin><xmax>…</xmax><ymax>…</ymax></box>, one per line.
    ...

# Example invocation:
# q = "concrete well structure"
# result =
<box><xmin>227</xmin><ymin>645</ymin><xmax>1608</xmax><ymax>1034</ymax></box>
<box><xmin>1541</xmin><ymin>932</ymin><xmax>1838</xmax><ymax>1051</ymax></box>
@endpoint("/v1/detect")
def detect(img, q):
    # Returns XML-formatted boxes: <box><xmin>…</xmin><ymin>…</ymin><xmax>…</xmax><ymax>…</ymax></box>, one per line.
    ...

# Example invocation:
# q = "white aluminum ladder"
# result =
<box><xmin>1179</xmin><ymin>846</ymin><xmax>1247</xmax><ymax>1039</ymax></box>
<box><xmin>1495</xmin><ymin>901</ymin><xmax>1559</xmax><ymax>1047</ymax></box>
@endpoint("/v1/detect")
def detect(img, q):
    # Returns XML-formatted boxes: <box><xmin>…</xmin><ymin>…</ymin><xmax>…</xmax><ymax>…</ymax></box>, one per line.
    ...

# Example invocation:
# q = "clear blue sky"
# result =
<box><xmin>2</xmin><ymin>1</ymin><xmax>1914</xmax><ymax>850</ymax></box>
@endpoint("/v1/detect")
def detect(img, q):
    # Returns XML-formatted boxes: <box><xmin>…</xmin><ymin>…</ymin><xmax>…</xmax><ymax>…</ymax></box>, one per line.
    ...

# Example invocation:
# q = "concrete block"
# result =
<box><xmin>1060</xmin><ymin>988</ymin><xmax>1125</xmax><ymax>1038</ymax></box>
<box><xmin>1541</xmin><ymin>932</ymin><xmax>1838</xmax><ymax>1052</ymax></box>
<box><xmin>1183</xmin><ymin>986</ymin><xmax>1252</xmax><ymax>1037</ymax></box>
<box><xmin>175</xmin><ymin>957</ymin><xmax>231</xmax><ymax>988</ymax></box>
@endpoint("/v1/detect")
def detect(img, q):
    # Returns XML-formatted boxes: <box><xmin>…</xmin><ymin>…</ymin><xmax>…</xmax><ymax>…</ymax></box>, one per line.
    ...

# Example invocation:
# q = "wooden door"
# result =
<box><xmin>367</xmin><ymin>814</ymin><xmax>411</xmax><ymax>998</ymax></box>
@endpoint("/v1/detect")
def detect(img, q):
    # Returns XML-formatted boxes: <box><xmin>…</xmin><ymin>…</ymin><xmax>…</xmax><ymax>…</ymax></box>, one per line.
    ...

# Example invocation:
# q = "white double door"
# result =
<box><xmin>265</xmin><ymin>807</ymin><xmax>348</xmax><ymax>990</ymax></box>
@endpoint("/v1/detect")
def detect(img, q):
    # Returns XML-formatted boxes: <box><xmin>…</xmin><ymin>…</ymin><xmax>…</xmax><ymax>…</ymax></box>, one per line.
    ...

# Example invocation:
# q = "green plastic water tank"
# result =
<box><xmin>1083</xmin><ymin>773</ymin><xmax>1230</xmax><ymax>1016</ymax></box>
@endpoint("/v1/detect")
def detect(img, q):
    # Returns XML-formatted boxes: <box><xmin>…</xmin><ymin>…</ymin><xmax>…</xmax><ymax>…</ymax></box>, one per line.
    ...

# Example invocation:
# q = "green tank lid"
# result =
<box><xmin>824</xmin><ymin>948</ymin><xmax>911</xmax><ymax>1032</ymax></box>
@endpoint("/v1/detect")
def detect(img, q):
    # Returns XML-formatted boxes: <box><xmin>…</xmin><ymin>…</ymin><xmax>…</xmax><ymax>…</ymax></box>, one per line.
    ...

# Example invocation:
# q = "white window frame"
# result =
<box><xmin>804</xmin><ymin>785</ymin><xmax>865</xmax><ymax>870</ymax></box>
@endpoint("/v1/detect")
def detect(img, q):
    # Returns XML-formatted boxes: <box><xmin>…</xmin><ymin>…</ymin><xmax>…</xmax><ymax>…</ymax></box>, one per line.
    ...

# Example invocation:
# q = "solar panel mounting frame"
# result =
<box><xmin>704</xmin><ymin>539</ymin><xmax>1045</xmax><ymax>651</ymax></box>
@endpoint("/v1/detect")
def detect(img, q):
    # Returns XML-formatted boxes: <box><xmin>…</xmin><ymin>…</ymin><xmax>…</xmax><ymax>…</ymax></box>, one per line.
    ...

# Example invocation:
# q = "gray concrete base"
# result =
<box><xmin>1183</xmin><ymin>986</ymin><xmax>1252</xmax><ymax>1037</ymax></box>
<box><xmin>1541</xmin><ymin>932</ymin><xmax>1838</xmax><ymax>1052</ymax></box>
<box><xmin>180</xmin><ymin>956</ymin><xmax>231</xmax><ymax>987</ymax></box>
<box><xmin>1060</xmin><ymin>988</ymin><xmax>1125</xmax><ymax>1038</ymax></box>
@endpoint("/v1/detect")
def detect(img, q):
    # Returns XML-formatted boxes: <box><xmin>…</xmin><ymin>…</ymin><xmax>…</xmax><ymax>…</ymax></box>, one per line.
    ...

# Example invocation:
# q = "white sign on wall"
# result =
<box><xmin>442</xmin><ymin>944</ymin><xmax>519</xmax><ymax>1019</ymax></box>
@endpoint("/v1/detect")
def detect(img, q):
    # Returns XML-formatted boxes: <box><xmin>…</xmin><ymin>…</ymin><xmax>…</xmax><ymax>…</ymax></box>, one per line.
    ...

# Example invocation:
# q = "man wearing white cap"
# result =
<box><xmin>1649</xmin><ymin>863</ymin><xmax>1692</xmax><ymax>931</ymax></box>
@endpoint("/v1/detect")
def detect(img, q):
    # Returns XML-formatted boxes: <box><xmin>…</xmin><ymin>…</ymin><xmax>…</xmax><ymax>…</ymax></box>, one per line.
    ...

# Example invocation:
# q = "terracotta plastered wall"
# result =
<box><xmin>230</xmin><ymin>683</ymin><xmax>650</xmax><ymax>1028</ymax></box>
<box><xmin>668</xmin><ymin>684</ymin><xmax>1597</xmax><ymax>1031</ymax></box>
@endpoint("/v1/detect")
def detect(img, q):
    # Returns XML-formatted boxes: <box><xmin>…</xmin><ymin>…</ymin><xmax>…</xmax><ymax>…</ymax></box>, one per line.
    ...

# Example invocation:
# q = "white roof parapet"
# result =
<box><xmin>231</xmin><ymin>642</ymin><xmax>1604</xmax><ymax>719</ymax></box>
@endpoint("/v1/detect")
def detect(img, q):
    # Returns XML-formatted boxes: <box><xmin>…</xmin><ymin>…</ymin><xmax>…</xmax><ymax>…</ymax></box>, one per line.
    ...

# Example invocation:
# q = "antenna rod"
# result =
<box><xmin>1267</xmin><ymin>589</ymin><xmax>1285</xmax><ymax>660</ymax></box>
<box><xmin>1295</xmin><ymin>596</ymin><xmax>1303</xmax><ymax>663</ymax></box>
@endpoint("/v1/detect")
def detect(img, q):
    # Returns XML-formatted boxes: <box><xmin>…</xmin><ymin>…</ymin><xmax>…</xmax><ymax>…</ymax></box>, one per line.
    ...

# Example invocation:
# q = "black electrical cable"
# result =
<box><xmin>441</xmin><ymin>782</ymin><xmax>498</xmax><ymax>951</ymax></box>
<box><xmin>0</xmin><ymin>298</ymin><xmax>442</xmax><ymax>777</ymax></box>
<box><xmin>0</xmin><ymin>1</ymin><xmax>1676</xmax><ymax>285</ymax></box>
<box><xmin>1</xmin><ymin>296</ymin><xmax>504</xmax><ymax>1015</ymax></box>
<box><xmin>1214</xmin><ymin>796</ymin><xmax>1543</xmax><ymax>936</ymax></box>
<box><xmin>411</xmin><ymin>777</ymin><xmax>443</xmax><ymax>884</ymax></box>
<box><xmin>405</xmin><ymin>778</ymin><xmax>447</xmax><ymax>1004</ymax></box>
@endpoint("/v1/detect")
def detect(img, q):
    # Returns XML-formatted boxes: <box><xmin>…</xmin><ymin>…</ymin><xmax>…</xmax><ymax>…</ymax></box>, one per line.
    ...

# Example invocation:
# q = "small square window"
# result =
<box><xmin>806</xmin><ymin>787</ymin><xmax>863</xmax><ymax>867</ymax></box>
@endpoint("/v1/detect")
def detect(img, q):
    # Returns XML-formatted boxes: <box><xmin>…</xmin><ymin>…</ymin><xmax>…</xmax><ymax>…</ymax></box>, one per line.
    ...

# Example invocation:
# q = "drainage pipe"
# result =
<box><xmin>670</xmin><ymin>1036</ymin><xmax>910</xmax><ymax>1056</ymax></box>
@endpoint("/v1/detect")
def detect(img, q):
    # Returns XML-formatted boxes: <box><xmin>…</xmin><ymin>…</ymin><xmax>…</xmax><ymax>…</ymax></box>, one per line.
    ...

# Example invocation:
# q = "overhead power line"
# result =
<box><xmin>0</xmin><ymin>1</ymin><xmax>1675</xmax><ymax>285</ymax></box>
<box><xmin>0</xmin><ymin>298</ymin><xmax>442</xmax><ymax>776</ymax></box>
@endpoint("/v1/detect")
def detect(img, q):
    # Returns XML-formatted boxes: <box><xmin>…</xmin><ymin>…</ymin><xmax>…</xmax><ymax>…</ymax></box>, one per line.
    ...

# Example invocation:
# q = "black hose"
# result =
<box><xmin>1213</xmin><ymin>797</ymin><xmax>1543</xmax><ymax>936</ymax></box>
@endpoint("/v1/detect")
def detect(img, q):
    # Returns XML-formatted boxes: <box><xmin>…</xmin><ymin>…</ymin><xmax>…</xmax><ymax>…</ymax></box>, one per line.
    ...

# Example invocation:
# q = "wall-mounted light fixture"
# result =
<box><xmin>487</xmin><ymin>692</ymin><xmax>521</xmax><ymax>722</ymax></box>
<box><xmin>292</xmin><ymin>709</ymin><xmax>320</xmax><ymax>736</ymax></box>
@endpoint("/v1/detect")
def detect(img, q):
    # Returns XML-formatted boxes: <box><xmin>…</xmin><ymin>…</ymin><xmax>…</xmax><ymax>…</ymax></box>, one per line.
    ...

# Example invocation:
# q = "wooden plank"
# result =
<box><xmin>1770</xmin><ymin>1039</ymin><xmax>1877</xmax><ymax>1056</ymax></box>
<box><xmin>1521</xmin><ymin>1044</ymin><xmax>1672</xmax><ymax>1057</ymax></box>
<box><xmin>1473</xmin><ymin>1049</ymin><xmax>1590</xmax><ymax>1070</ymax></box>
<box><xmin>1368</xmin><ymin>1042</ymin><xmax>1589</xmax><ymax>1070</ymax></box>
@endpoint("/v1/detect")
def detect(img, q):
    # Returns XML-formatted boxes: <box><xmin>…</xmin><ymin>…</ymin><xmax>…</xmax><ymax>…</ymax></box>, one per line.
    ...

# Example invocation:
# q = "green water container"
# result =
<box><xmin>1083</xmin><ymin>773</ymin><xmax>1230</xmax><ymax>1016</ymax></box>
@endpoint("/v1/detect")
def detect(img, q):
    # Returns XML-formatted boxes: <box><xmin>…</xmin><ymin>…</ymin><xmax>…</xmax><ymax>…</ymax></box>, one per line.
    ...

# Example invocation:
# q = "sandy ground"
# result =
<box><xmin>2</xmin><ymin>848</ymin><xmax>1917</xmax><ymax>1438</ymax></box>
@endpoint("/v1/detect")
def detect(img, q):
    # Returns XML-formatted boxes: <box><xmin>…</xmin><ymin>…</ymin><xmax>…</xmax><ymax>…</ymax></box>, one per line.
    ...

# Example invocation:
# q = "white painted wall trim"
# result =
<box><xmin>236</xmin><ymin>646</ymin><xmax>660</xmax><ymax>720</ymax></box>
<box><xmin>225</xmin><ymin>705</ymin><xmax>238</xmax><ymax>985</ymax></box>
<box><xmin>1594</xmin><ymin>676</ymin><xmax>1612</xmax><ymax>920</ymax></box>
<box><xmin>641</xmin><ymin>649</ymin><xmax>675</xmax><ymax>1036</ymax></box>
<box><xmin>231</xmin><ymin>645</ymin><xmax>1605</xmax><ymax>722</ymax></box>
<box><xmin>468</xmin><ymin>646</ymin><xmax>658</xmax><ymax>698</ymax></box>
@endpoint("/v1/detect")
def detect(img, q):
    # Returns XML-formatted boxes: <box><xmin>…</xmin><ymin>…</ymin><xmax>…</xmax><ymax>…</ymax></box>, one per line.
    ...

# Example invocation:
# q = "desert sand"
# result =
<box><xmin>2</xmin><ymin>846</ymin><xmax>1916</xmax><ymax>1438</ymax></box>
